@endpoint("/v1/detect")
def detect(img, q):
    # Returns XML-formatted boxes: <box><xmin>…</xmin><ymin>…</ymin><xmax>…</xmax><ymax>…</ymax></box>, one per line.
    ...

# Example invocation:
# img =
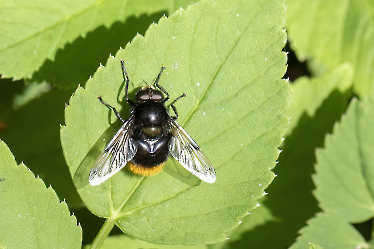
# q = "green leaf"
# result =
<box><xmin>0</xmin><ymin>0</ymin><xmax>193</xmax><ymax>80</ymax></box>
<box><xmin>0</xmin><ymin>88</ymin><xmax>82</xmax><ymax>209</ymax></box>
<box><xmin>84</xmin><ymin>235</ymin><xmax>207</xmax><ymax>249</ymax></box>
<box><xmin>286</xmin><ymin>0</ymin><xmax>374</xmax><ymax>97</ymax></box>
<box><xmin>61</xmin><ymin>0</ymin><xmax>288</xmax><ymax>245</ymax></box>
<box><xmin>314</xmin><ymin>93</ymin><xmax>374</xmax><ymax>223</ymax></box>
<box><xmin>290</xmin><ymin>212</ymin><xmax>366</xmax><ymax>249</ymax></box>
<box><xmin>0</xmin><ymin>139</ymin><xmax>82</xmax><ymax>248</ymax></box>
<box><xmin>285</xmin><ymin>63</ymin><xmax>353</xmax><ymax>137</ymax></box>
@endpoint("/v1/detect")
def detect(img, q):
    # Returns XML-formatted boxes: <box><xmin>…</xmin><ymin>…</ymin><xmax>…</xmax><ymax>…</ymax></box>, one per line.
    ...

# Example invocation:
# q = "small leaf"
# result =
<box><xmin>61</xmin><ymin>0</ymin><xmax>288</xmax><ymax>245</ymax></box>
<box><xmin>314</xmin><ymin>94</ymin><xmax>374</xmax><ymax>222</ymax></box>
<box><xmin>290</xmin><ymin>212</ymin><xmax>366</xmax><ymax>249</ymax></box>
<box><xmin>13</xmin><ymin>81</ymin><xmax>52</xmax><ymax>109</ymax></box>
<box><xmin>0</xmin><ymin>0</ymin><xmax>192</xmax><ymax>80</ymax></box>
<box><xmin>286</xmin><ymin>0</ymin><xmax>374</xmax><ymax>97</ymax></box>
<box><xmin>0</xmin><ymin>139</ymin><xmax>81</xmax><ymax>249</ymax></box>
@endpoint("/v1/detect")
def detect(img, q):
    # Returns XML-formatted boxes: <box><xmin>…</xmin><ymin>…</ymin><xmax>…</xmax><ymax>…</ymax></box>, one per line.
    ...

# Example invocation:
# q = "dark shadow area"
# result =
<box><xmin>352</xmin><ymin>218</ymin><xmax>373</xmax><ymax>242</ymax></box>
<box><xmin>283</xmin><ymin>42</ymin><xmax>310</xmax><ymax>82</ymax></box>
<box><xmin>30</xmin><ymin>12</ymin><xmax>167</xmax><ymax>89</ymax></box>
<box><xmin>225</xmin><ymin>89</ymin><xmax>353</xmax><ymax>248</ymax></box>
<box><xmin>0</xmin><ymin>87</ymin><xmax>82</xmax><ymax>209</ymax></box>
<box><xmin>72</xmin><ymin>207</ymin><xmax>105</xmax><ymax>245</ymax></box>
<box><xmin>0</xmin><ymin>78</ymin><xmax>24</xmax><ymax>117</ymax></box>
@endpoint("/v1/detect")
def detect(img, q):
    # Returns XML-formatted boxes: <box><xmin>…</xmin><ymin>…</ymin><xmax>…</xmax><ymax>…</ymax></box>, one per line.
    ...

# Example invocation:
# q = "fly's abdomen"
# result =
<box><xmin>129</xmin><ymin>133</ymin><xmax>172</xmax><ymax>176</ymax></box>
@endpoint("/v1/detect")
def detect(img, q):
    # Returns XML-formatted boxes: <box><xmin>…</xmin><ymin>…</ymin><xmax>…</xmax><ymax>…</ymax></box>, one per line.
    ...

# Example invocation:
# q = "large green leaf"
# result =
<box><xmin>0</xmin><ymin>0</ymin><xmax>193</xmax><ymax>81</ymax></box>
<box><xmin>61</xmin><ymin>0</ymin><xmax>288</xmax><ymax>245</ymax></box>
<box><xmin>0</xmin><ymin>139</ymin><xmax>81</xmax><ymax>248</ymax></box>
<box><xmin>290</xmin><ymin>212</ymin><xmax>366</xmax><ymax>249</ymax></box>
<box><xmin>286</xmin><ymin>0</ymin><xmax>374</xmax><ymax>97</ymax></box>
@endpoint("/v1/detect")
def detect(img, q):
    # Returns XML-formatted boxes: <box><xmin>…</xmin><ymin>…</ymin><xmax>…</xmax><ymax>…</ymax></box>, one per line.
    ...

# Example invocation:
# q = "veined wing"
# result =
<box><xmin>169</xmin><ymin>120</ymin><xmax>216</xmax><ymax>183</ymax></box>
<box><xmin>89</xmin><ymin>118</ymin><xmax>137</xmax><ymax>186</ymax></box>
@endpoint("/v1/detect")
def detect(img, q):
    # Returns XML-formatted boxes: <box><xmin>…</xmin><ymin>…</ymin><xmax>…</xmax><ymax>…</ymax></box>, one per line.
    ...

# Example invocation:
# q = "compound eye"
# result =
<box><xmin>142</xmin><ymin>126</ymin><xmax>162</xmax><ymax>137</ymax></box>
<box><xmin>135</xmin><ymin>90</ymin><xmax>151</xmax><ymax>102</ymax></box>
<box><xmin>151</xmin><ymin>91</ymin><xmax>164</xmax><ymax>101</ymax></box>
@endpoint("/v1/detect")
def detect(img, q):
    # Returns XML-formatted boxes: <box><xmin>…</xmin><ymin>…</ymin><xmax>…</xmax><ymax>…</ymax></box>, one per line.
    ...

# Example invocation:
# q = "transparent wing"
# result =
<box><xmin>89</xmin><ymin>119</ymin><xmax>137</xmax><ymax>186</ymax></box>
<box><xmin>169</xmin><ymin>120</ymin><xmax>216</xmax><ymax>183</ymax></box>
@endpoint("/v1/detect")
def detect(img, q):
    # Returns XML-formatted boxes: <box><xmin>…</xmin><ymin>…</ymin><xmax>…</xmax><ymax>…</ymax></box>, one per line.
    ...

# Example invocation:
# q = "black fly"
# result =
<box><xmin>87</xmin><ymin>60</ymin><xmax>216</xmax><ymax>186</ymax></box>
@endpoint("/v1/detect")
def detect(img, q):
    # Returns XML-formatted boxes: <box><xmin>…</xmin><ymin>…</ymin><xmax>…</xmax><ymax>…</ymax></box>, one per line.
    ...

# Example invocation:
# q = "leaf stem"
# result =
<box><xmin>90</xmin><ymin>217</ymin><xmax>116</xmax><ymax>249</ymax></box>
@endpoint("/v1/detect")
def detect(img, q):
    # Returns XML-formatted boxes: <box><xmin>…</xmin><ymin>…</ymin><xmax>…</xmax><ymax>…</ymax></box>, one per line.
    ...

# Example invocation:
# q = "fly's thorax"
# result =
<box><xmin>133</xmin><ymin>101</ymin><xmax>169</xmax><ymax>127</ymax></box>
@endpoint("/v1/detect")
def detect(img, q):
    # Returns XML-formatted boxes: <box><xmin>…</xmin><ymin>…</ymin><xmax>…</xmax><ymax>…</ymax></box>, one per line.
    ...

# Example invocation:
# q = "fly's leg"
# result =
<box><xmin>120</xmin><ymin>60</ymin><xmax>135</xmax><ymax>106</ymax></box>
<box><xmin>98</xmin><ymin>96</ymin><xmax>125</xmax><ymax>123</ymax></box>
<box><xmin>153</xmin><ymin>66</ymin><xmax>170</xmax><ymax>102</ymax></box>
<box><xmin>169</xmin><ymin>93</ymin><xmax>187</xmax><ymax>119</ymax></box>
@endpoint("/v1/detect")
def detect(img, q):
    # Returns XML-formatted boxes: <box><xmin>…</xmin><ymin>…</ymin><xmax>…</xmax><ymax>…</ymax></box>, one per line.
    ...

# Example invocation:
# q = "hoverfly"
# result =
<box><xmin>86</xmin><ymin>60</ymin><xmax>215</xmax><ymax>186</ymax></box>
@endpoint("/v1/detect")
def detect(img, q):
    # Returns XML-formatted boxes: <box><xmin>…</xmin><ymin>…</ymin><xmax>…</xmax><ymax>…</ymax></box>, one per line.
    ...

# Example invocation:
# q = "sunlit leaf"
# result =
<box><xmin>286</xmin><ymin>0</ymin><xmax>374</xmax><ymax>97</ymax></box>
<box><xmin>61</xmin><ymin>0</ymin><xmax>288</xmax><ymax>245</ymax></box>
<box><xmin>290</xmin><ymin>212</ymin><xmax>366</xmax><ymax>249</ymax></box>
<box><xmin>0</xmin><ymin>0</ymin><xmax>194</xmax><ymax>81</ymax></box>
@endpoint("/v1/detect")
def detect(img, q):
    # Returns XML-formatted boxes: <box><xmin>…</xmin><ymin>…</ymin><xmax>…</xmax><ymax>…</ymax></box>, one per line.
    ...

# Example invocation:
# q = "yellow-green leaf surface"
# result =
<box><xmin>285</xmin><ymin>63</ymin><xmax>353</xmax><ymax>136</ymax></box>
<box><xmin>290</xmin><ymin>212</ymin><xmax>366</xmax><ymax>249</ymax></box>
<box><xmin>61</xmin><ymin>0</ymin><xmax>288</xmax><ymax>245</ymax></box>
<box><xmin>286</xmin><ymin>0</ymin><xmax>374</xmax><ymax>97</ymax></box>
<box><xmin>0</xmin><ymin>0</ymin><xmax>191</xmax><ymax>80</ymax></box>
<box><xmin>314</xmin><ymin>94</ymin><xmax>374</xmax><ymax>223</ymax></box>
<box><xmin>83</xmin><ymin>235</ymin><xmax>207</xmax><ymax>249</ymax></box>
<box><xmin>0</xmin><ymin>140</ymin><xmax>81</xmax><ymax>249</ymax></box>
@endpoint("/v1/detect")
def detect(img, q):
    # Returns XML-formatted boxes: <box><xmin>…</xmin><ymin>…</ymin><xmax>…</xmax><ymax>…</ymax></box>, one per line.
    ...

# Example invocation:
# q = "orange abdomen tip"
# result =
<box><xmin>128</xmin><ymin>162</ymin><xmax>165</xmax><ymax>176</ymax></box>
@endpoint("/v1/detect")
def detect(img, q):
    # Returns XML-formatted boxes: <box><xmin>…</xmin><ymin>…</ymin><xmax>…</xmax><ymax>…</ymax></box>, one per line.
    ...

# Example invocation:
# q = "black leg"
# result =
<box><xmin>153</xmin><ymin>66</ymin><xmax>170</xmax><ymax>102</ymax></box>
<box><xmin>98</xmin><ymin>96</ymin><xmax>125</xmax><ymax>123</ymax></box>
<box><xmin>120</xmin><ymin>60</ymin><xmax>135</xmax><ymax>106</ymax></box>
<box><xmin>170</xmin><ymin>93</ymin><xmax>187</xmax><ymax>119</ymax></box>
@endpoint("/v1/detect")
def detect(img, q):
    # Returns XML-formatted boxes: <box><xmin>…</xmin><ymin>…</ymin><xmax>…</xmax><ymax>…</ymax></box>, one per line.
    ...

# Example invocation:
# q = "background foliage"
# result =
<box><xmin>1</xmin><ymin>0</ymin><xmax>373</xmax><ymax>248</ymax></box>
